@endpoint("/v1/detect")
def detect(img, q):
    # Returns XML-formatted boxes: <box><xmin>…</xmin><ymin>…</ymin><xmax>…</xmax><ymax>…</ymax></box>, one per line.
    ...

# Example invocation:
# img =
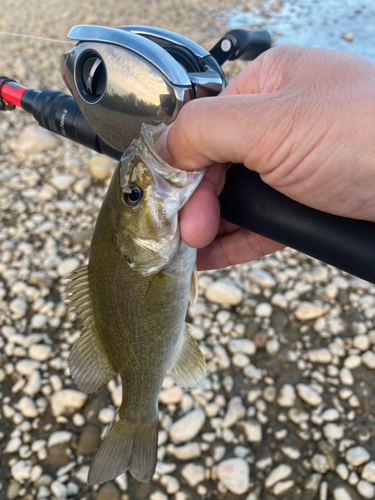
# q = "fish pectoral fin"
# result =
<box><xmin>65</xmin><ymin>265</ymin><xmax>116</xmax><ymax>393</ymax></box>
<box><xmin>189</xmin><ymin>265</ymin><xmax>198</xmax><ymax>306</ymax></box>
<box><xmin>88</xmin><ymin>415</ymin><xmax>158</xmax><ymax>485</ymax></box>
<box><xmin>168</xmin><ymin>323</ymin><xmax>207</xmax><ymax>388</ymax></box>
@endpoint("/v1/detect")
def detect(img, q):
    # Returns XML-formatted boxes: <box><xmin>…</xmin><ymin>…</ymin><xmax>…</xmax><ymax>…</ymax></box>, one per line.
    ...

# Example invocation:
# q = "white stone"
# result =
<box><xmin>281</xmin><ymin>446</ymin><xmax>301</xmax><ymax>460</ymax></box>
<box><xmin>232</xmin><ymin>352</ymin><xmax>250</xmax><ymax>367</ymax></box>
<box><xmin>51</xmin><ymin>480</ymin><xmax>67</xmax><ymax>498</ymax></box>
<box><xmin>277</xmin><ymin>384</ymin><xmax>296</xmax><ymax>408</ymax></box>
<box><xmin>266</xmin><ymin>338</ymin><xmax>280</xmax><ymax>355</ymax></box>
<box><xmin>171</xmin><ymin>442</ymin><xmax>201</xmax><ymax>460</ymax></box>
<box><xmin>242</xmin><ymin>420</ymin><xmax>262</xmax><ymax>443</ymax></box>
<box><xmin>323</xmin><ymin>423</ymin><xmax>344</xmax><ymax>440</ymax></box>
<box><xmin>248</xmin><ymin>269</ymin><xmax>276</xmax><ymax>288</ymax></box>
<box><xmin>322</xmin><ymin>409</ymin><xmax>340</xmax><ymax>421</ymax></box>
<box><xmin>30</xmin><ymin>465</ymin><xmax>43</xmax><ymax>483</ymax></box>
<box><xmin>75</xmin><ymin>466</ymin><xmax>89</xmax><ymax>483</ymax></box>
<box><xmin>169</xmin><ymin>408</ymin><xmax>206</xmax><ymax>443</ymax></box>
<box><xmin>181</xmin><ymin>463</ymin><xmax>204</xmax><ymax>486</ymax></box>
<box><xmin>115</xmin><ymin>473</ymin><xmax>128</xmax><ymax>491</ymax></box>
<box><xmin>50</xmin><ymin>390</ymin><xmax>87</xmax><ymax>417</ymax></box>
<box><xmin>296</xmin><ymin>384</ymin><xmax>322</xmax><ymax>406</ymax></box>
<box><xmin>222</xmin><ymin>397</ymin><xmax>246</xmax><ymax>428</ymax></box>
<box><xmin>57</xmin><ymin>258</ymin><xmax>80</xmax><ymax>277</ymax></box>
<box><xmin>28</xmin><ymin>344</ymin><xmax>52</xmax><ymax>361</ymax></box>
<box><xmin>11</xmin><ymin>459</ymin><xmax>32</xmax><ymax>482</ymax></box>
<box><xmin>333</xmin><ymin>487</ymin><xmax>353</xmax><ymax>500</ymax></box>
<box><xmin>243</xmin><ymin>364</ymin><xmax>263</xmax><ymax>381</ymax></box>
<box><xmin>357</xmin><ymin>480</ymin><xmax>375</xmax><ymax>499</ymax></box>
<box><xmin>307</xmin><ymin>348</ymin><xmax>332</xmax><ymax>363</ymax></box>
<box><xmin>329</xmin><ymin>341</ymin><xmax>346</xmax><ymax>357</ymax></box>
<box><xmin>24</xmin><ymin>370</ymin><xmax>42</xmax><ymax>396</ymax></box>
<box><xmin>346</xmin><ymin>447</ymin><xmax>371</xmax><ymax>467</ymax></box>
<box><xmin>362</xmin><ymin>462</ymin><xmax>375</xmax><ymax>483</ymax></box>
<box><xmin>217</xmin><ymin>458</ymin><xmax>250</xmax><ymax>494</ymax></box>
<box><xmin>17</xmin><ymin>396</ymin><xmax>38</xmax><ymax>418</ymax></box>
<box><xmin>362</xmin><ymin>351</ymin><xmax>375</xmax><ymax>369</ymax></box>
<box><xmin>340</xmin><ymin>368</ymin><xmax>354</xmax><ymax>386</ymax></box>
<box><xmin>294</xmin><ymin>302</ymin><xmax>327</xmax><ymax>321</ymax></box>
<box><xmin>10</xmin><ymin>297</ymin><xmax>27</xmax><ymax>319</ymax></box>
<box><xmin>265</xmin><ymin>464</ymin><xmax>292</xmax><ymax>488</ymax></box>
<box><xmin>214</xmin><ymin>345</ymin><xmax>231</xmax><ymax>369</ymax></box>
<box><xmin>160</xmin><ymin>475</ymin><xmax>180</xmax><ymax>494</ymax></box>
<box><xmin>344</xmin><ymin>355</ymin><xmax>361</xmax><ymax>369</ymax></box>
<box><xmin>16</xmin><ymin>359</ymin><xmax>40</xmax><ymax>376</ymax></box>
<box><xmin>205</xmin><ymin>280</ymin><xmax>243</xmax><ymax>305</ymax></box>
<box><xmin>273</xmin><ymin>480</ymin><xmax>294</xmax><ymax>496</ymax></box>
<box><xmin>50</xmin><ymin>174</ymin><xmax>76</xmax><ymax>191</ymax></box>
<box><xmin>353</xmin><ymin>335</ymin><xmax>370</xmax><ymax>351</ymax></box>
<box><xmin>5</xmin><ymin>437</ymin><xmax>22</xmax><ymax>453</ymax></box>
<box><xmin>271</xmin><ymin>293</ymin><xmax>288</xmax><ymax>309</ymax></box>
<box><xmin>98</xmin><ymin>407</ymin><xmax>116</xmax><ymax>424</ymax></box>
<box><xmin>87</xmin><ymin>156</ymin><xmax>115</xmax><ymax>180</ymax></box>
<box><xmin>336</xmin><ymin>463</ymin><xmax>349</xmax><ymax>480</ymax></box>
<box><xmin>228</xmin><ymin>338</ymin><xmax>256</xmax><ymax>356</ymax></box>
<box><xmin>255</xmin><ymin>303</ymin><xmax>273</xmax><ymax>317</ymax></box>
<box><xmin>150</xmin><ymin>492</ymin><xmax>168</xmax><ymax>500</ymax></box>
<box><xmin>30</xmin><ymin>314</ymin><xmax>47</xmax><ymax>329</ymax></box>
<box><xmin>311</xmin><ymin>454</ymin><xmax>330</xmax><ymax>474</ymax></box>
<box><xmin>15</xmin><ymin>125</ymin><xmax>59</xmax><ymax>153</ymax></box>
<box><xmin>159</xmin><ymin>386</ymin><xmax>184</xmax><ymax>405</ymax></box>
<box><xmin>48</xmin><ymin>431</ymin><xmax>73</xmax><ymax>447</ymax></box>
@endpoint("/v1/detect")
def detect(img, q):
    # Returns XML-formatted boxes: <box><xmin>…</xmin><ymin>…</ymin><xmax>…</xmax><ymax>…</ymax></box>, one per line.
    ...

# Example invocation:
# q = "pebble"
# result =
<box><xmin>150</xmin><ymin>492</ymin><xmax>168</xmax><ymax>500</ymax></box>
<box><xmin>323</xmin><ymin>423</ymin><xmax>344</xmax><ymax>440</ymax></box>
<box><xmin>10</xmin><ymin>297</ymin><xmax>27</xmax><ymax>319</ymax></box>
<box><xmin>171</xmin><ymin>442</ymin><xmax>201</xmax><ymax>460</ymax></box>
<box><xmin>242</xmin><ymin>420</ymin><xmax>262</xmax><ymax>443</ymax></box>
<box><xmin>15</xmin><ymin>359</ymin><xmax>40</xmax><ymax>376</ymax></box>
<box><xmin>362</xmin><ymin>462</ymin><xmax>375</xmax><ymax>483</ymax></box>
<box><xmin>340</xmin><ymin>367</ymin><xmax>354</xmax><ymax>386</ymax></box>
<box><xmin>17</xmin><ymin>396</ymin><xmax>38</xmax><ymax>418</ymax></box>
<box><xmin>307</xmin><ymin>348</ymin><xmax>332</xmax><ymax>363</ymax></box>
<box><xmin>357</xmin><ymin>480</ymin><xmax>375</xmax><ymax>499</ymax></box>
<box><xmin>296</xmin><ymin>383</ymin><xmax>323</xmax><ymax>406</ymax></box>
<box><xmin>277</xmin><ymin>384</ymin><xmax>296</xmax><ymax>407</ymax></box>
<box><xmin>5</xmin><ymin>437</ymin><xmax>22</xmax><ymax>453</ymax></box>
<box><xmin>333</xmin><ymin>487</ymin><xmax>353</xmax><ymax>500</ymax></box>
<box><xmin>50</xmin><ymin>174</ymin><xmax>76</xmax><ymax>191</ymax></box>
<box><xmin>11</xmin><ymin>460</ymin><xmax>32</xmax><ymax>482</ymax></box>
<box><xmin>344</xmin><ymin>355</ymin><xmax>362</xmax><ymax>369</ymax></box>
<box><xmin>30</xmin><ymin>313</ymin><xmax>48</xmax><ymax>329</ymax></box>
<box><xmin>217</xmin><ymin>458</ymin><xmax>250</xmax><ymax>494</ymax></box>
<box><xmin>362</xmin><ymin>350</ymin><xmax>375</xmax><ymax>369</ymax></box>
<box><xmin>98</xmin><ymin>407</ymin><xmax>116</xmax><ymax>424</ymax></box>
<box><xmin>75</xmin><ymin>466</ymin><xmax>89</xmax><ymax>483</ymax></box>
<box><xmin>345</xmin><ymin>446</ymin><xmax>371</xmax><ymax>467</ymax></box>
<box><xmin>96</xmin><ymin>482</ymin><xmax>121</xmax><ymax>500</ymax></box>
<box><xmin>342</xmin><ymin>32</ymin><xmax>355</xmax><ymax>41</ymax></box>
<box><xmin>255</xmin><ymin>303</ymin><xmax>273</xmax><ymax>317</ymax></box>
<box><xmin>57</xmin><ymin>258</ymin><xmax>81</xmax><ymax>277</ymax></box>
<box><xmin>29</xmin><ymin>344</ymin><xmax>52</xmax><ymax>361</ymax></box>
<box><xmin>248</xmin><ymin>269</ymin><xmax>276</xmax><ymax>288</ymax></box>
<box><xmin>48</xmin><ymin>431</ymin><xmax>73</xmax><ymax>447</ymax></box>
<box><xmin>273</xmin><ymin>480</ymin><xmax>294</xmax><ymax>496</ymax></box>
<box><xmin>7</xmin><ymin>481</ymin><xmax>21</xmax><ymax>500</ymax></box>
<box><xmin>222</xmin><ymin>396</ymin><xmax>246</xmax><ymax>428</ymax></box>
<box><xmin>50</xmin><ymin>390</ymin><xmax>88</xmax><ymax>417</ymax></box>
<box><xmin>228</xmin><ymin>338</ymin><xmax>256</xmax><ymax>355</ymax></box>
<box><xmin>353</xmin><ymin>335</ymin><xmax>370</xmax><ymax>351</ymax></box>
<box><xmin>294</xmin><ymin>302</ymin><xmax>327</xmax><ymax>321</ymax></box>
<box><xmin>265</xmin><ymin>464</ymin><xmax>292</xmax><ymax>488</ymax></box>
<box><xmin>336</xmin><ymin>463</ymin><xmax>349</xmax><ymax>480</ymax></box>
<box><xmin>23</xmin><ymin>370</ymin><xmax>42</xmax><ymax>396</ymax></box>
<box><xmin>87</xmin><ymin>155</ymin><xmax>115</xmax><ymax>180</ymax></box>
<box><xmin>51</xmin><ymin>480</ymin><xmax>68</xmax><ymax>498</ymax></box>
<box><xmin>181</xmin><ymin>463</ymin><xmax>205</xmax><ymax>486</ymax></box>
<box><xmin>266</xmin><ymin>338</ymin><xmax>280</xmax><ymax>355</ymax></box>
<box><xmin>311</xmin><ymin>454</ymin><xmax>330</xmax><ymax>474</ymax></box>
<box><xmin>205</xmin><ymin>280</ymin><xmax>243</xmax><ymax>305</ymax></box>
<box><xmin>15</xmin><ymin>124</ymin><xmax>59</xmax><ymax>152</ymax></box>
<box><xmin>169</xmin><ymin>408</ymin><xmax>206</xmax><ymax>443</ymax></box>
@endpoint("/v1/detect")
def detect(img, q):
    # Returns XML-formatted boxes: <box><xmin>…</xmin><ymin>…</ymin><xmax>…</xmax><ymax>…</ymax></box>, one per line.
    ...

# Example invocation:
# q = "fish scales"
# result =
<box><xmin>65</xmin><ymin>124</ymin><xmax>206</xmax><ymax>485</ymax></box>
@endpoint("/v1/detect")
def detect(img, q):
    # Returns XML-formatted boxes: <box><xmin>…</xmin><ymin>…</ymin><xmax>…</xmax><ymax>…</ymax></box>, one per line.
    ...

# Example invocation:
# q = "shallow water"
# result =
<box><xmin>228</xmin><ymin>0</ymin><xmax>375</xmax><ymax>62</ymax></box>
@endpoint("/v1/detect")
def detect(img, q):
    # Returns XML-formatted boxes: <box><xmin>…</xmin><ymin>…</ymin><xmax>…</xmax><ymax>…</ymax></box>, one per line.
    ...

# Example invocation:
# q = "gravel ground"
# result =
<box><xmin>1</xmin><ymin>1</ymin><xmax>375</xmax><ymax>500</ymax></box>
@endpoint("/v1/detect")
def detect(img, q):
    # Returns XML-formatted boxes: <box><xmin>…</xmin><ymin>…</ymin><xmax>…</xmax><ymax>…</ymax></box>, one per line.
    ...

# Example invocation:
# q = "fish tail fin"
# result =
<box><xmin>87</xmin><ymin>415</ymin><xmax>158</xmax><ymax>485</ymax></box>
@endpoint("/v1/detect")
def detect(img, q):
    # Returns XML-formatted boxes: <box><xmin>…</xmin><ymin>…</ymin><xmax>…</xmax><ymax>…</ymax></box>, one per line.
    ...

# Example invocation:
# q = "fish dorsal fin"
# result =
<box><xmin>168</xmin><ymin>323</ymin><xmax>206</xmax><ymax>388</ymax></box>
<box><xmin>65</xmin><ymin>265</ymin><xmax>116</xmax><ymax>393</ymax></box>
<box><xmin>189</xmin><ymin>265</ymin><xmax>198</xmax><ymax>306</ymax></box>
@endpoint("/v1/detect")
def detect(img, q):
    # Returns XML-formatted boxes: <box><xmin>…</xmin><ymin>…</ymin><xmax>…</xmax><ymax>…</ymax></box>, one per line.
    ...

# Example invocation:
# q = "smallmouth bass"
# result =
<box><xmin>65</xmin><ymin>125</ymin><xmax>206</xmax><ymax>484</ymax></box>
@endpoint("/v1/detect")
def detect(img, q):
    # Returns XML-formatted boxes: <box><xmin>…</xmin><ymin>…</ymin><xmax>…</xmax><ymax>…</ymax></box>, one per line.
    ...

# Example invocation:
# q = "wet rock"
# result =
<box><xmin>181</xmin><ymin>463</ymin><xmax>204</xmax><ymax>486</ymax></box>
<box><xmin>96</xmin><ymin>482</ymin><xmax>121</xmax><ymax>500</ymax></box>
<box><xmin>170</xmin><ymin>408</ymin><xmax>206</xmax><ymax>443</ymax></box>
<box><xmin>217</xmin><ymin>458</ymin><xmax>250</xmax><ymax>494</ymax></box>
<box><xmin>50</xmin><ymin>389</ymin><xmax>87</xmax><ymax>417</ymax></box>
<box><xmin>15</xmin><ymin>125</ymin><xmax>59</xmax><ymax>153</ymax></box>
<box><xmin>205</xmin><ymin>280</ymin><xmax>243</xmax><ymax>305</ymax></box>
<box><xmin>265</xmin><ymin>464</ymin><xmax>292</xmax><ymax>488</ymax></box>
<box><xmin>345</xmin><ymin>446</ymin><xmax>370</xmax><ymax>467</ymax></box>
<box><xmin>294</xmin><ymin>302</ymin><xmax>328</xmax><ymax>321</ymax></box>
<box><xmin>77</xmin><ymin>424</ymin><xmax>101</xmax><ymax>455</ymax></box>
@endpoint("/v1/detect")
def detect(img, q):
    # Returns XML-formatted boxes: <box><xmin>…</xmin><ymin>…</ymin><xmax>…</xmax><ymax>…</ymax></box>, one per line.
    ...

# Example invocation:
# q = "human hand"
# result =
<box><xmin>157</xmin><ymin>45</ymin><xmax>375</xmax><ymax>270</ymax></box>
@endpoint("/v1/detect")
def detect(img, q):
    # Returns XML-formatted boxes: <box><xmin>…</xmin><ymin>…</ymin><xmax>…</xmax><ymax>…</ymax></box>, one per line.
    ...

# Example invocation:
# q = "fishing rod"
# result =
<box><xmin>1</xmin><ymin>25</ymin><xmax>375</xmax><ymax>284</ymax></box>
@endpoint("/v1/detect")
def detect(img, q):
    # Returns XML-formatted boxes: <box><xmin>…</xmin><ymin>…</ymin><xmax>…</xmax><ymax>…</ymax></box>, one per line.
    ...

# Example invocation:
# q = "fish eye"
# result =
<box><xmin>122</xmin><ymin>184</ymin><xmax>143</xmax><ymax>208</ymax></box>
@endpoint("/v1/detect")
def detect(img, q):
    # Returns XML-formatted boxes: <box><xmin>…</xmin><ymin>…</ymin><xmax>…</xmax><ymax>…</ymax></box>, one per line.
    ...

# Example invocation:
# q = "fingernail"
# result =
<box><xmin>155</xmin><ymin>126</ymin><xmax>173</xmax><ymax>164</ymax></box>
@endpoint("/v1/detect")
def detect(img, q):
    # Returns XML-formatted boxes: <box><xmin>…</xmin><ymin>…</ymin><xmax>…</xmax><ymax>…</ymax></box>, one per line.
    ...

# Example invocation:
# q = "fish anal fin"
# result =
<box><xmin>169</xmin><ymin>323</ymin><xmax>206</xmax><ymax>388</ymax></box>
<box><xmin>88</xmin><ymin>415</ymin><xmax>158</xmax><ymax>485</ymax></box>
<box><xmin>65</xmin><ymin>265</ymin><xmax>116</xmax><ymax>393</ymax></box>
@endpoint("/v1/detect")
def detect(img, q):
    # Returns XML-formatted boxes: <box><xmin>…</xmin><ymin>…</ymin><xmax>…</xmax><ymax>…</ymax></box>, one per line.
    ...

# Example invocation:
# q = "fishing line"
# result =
<box><xmin>0</xmin><ymin>31</ymin><xmax>74</xmax><ymax>44</ymax></box>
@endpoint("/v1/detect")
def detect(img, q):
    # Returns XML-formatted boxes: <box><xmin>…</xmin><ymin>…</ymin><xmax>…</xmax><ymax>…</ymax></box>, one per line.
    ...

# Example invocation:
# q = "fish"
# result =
<box><xmin>65</xmin><ymin>124</ymin><xmax>206</xmax><ymax>485</ymax></box>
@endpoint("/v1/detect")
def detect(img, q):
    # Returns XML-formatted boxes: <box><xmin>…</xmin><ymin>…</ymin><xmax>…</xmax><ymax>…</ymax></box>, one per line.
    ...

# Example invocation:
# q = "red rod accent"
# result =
<box><xmin>1</xmin><ymin>82</ymin><xmax>28</xmax><ymax>108</ymax></box>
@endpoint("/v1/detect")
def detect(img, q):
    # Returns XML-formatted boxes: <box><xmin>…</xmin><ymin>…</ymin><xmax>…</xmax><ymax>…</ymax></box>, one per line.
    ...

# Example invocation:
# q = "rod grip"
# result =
<box><xmin>219</xmin><ymin>163</ymin><xmax>375</xmax><ymax>284</ymax></box>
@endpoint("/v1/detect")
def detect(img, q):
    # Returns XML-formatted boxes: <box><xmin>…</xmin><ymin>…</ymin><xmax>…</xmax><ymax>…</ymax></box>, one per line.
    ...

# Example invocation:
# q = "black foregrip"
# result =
<box><xmin>219</xmin><ymin>164</ymin><xmax>375</xmax><ymax>284</ymax></box>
